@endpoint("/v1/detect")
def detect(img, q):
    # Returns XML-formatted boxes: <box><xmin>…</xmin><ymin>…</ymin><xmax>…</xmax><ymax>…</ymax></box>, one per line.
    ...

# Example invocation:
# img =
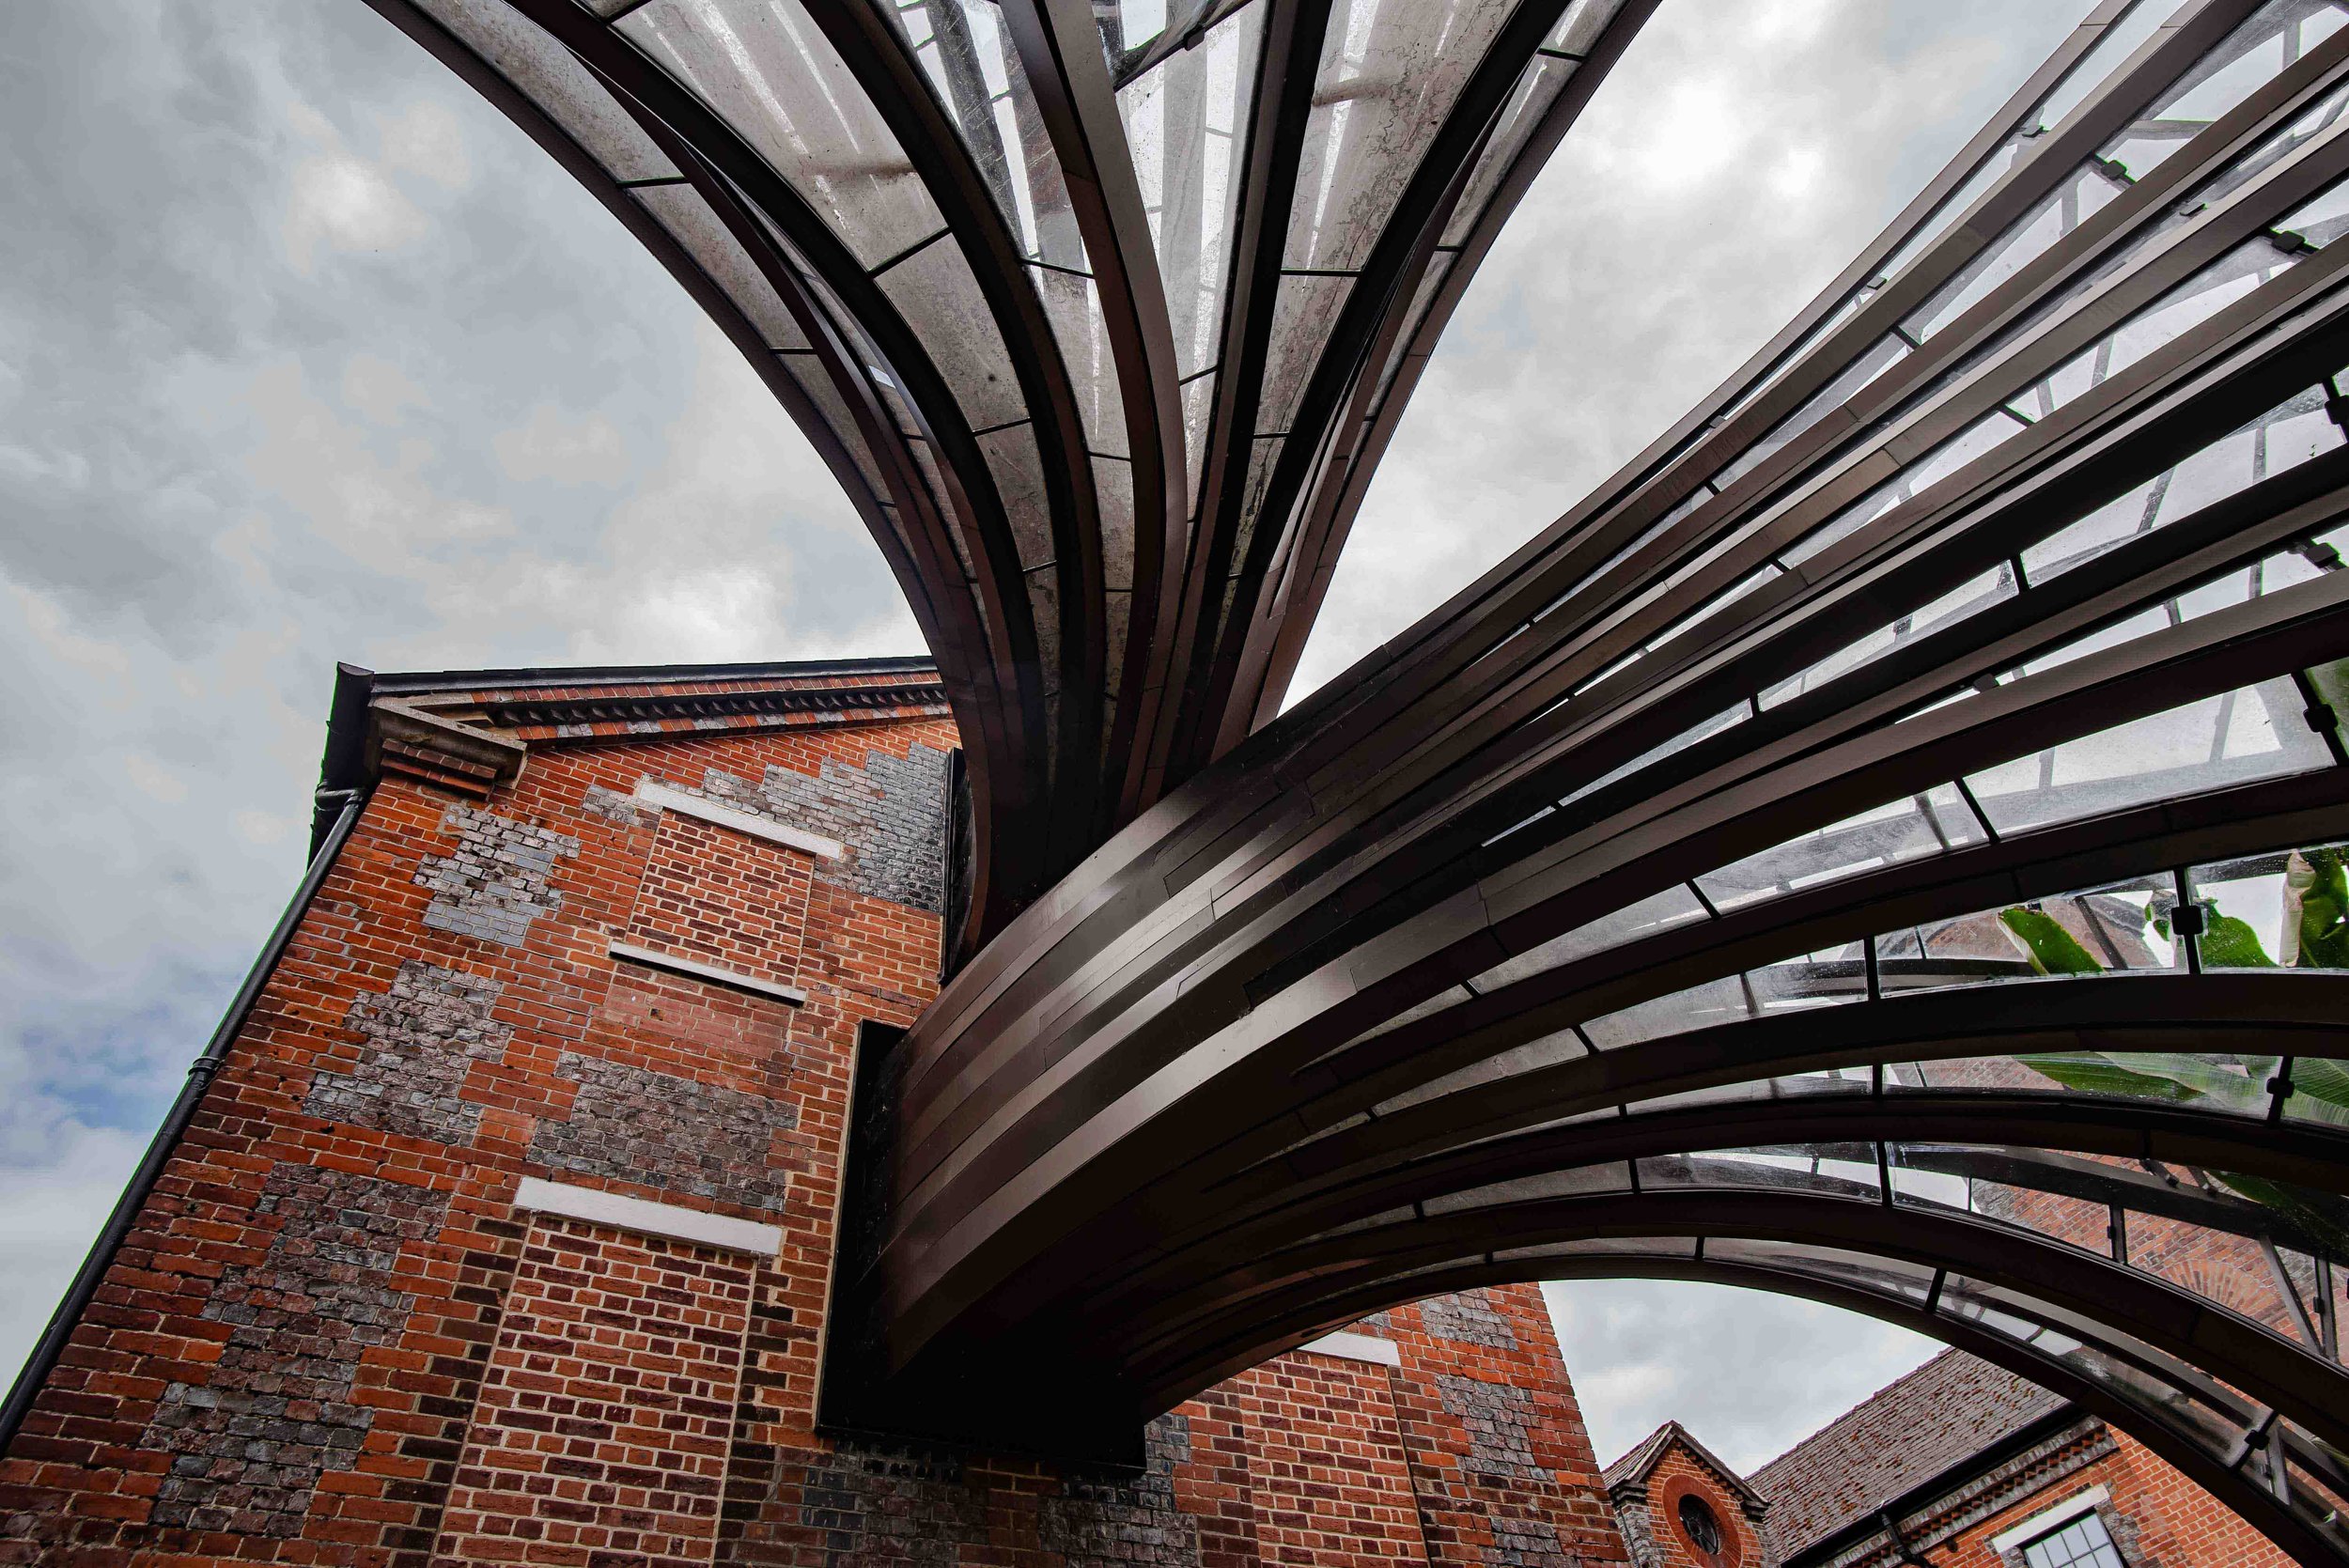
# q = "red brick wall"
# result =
<box><xmin>1913</xmin><ymin>1429</ymin><xmax>2290</xmax><ymax>1568</ymax></box>
<box><xmin>429</xmin><ymin>1215</ymin><xmax>755</xmax><ymax>1566</ymax></box>
<box><xmin>1633</xmin><ymin>1446</ymin><xmax>1764</xmax><ymax>1568</ymax></box>
<box><xmin>0</xmin><ymin>692</ymin><xmax>1628</xmax><ymax>1568</ymax></box>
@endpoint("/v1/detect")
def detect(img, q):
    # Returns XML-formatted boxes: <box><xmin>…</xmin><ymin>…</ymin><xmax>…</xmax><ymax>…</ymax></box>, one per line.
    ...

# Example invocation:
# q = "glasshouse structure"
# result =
<box><xmin>177</xmin><ymin>0</ymin><xmax>2349</xmax><ymax>1559</ymax></box>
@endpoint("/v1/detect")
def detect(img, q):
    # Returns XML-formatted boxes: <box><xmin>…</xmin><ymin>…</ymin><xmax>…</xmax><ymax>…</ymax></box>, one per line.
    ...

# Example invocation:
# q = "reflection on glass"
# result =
<box><xmin>1966</xmin><ymin>678</ymin><xmax>2330</xmax><ymax>835</ymax></box>
<box><xmin>2188</xmin><ymin>838</ymin><xmax>2349</xmax><ymax>971</ymax></box>
<box><xmin>1696</xmin><ymin>788</ymin><xmax>1982</xmax><ymax>913</ymax></box>
<box><xmin>1121</xmin><ymin>4</ymin><xmax>1262</xmax><ymax>378</ymax></box>
<box><xmin>622</xmin><ymin>0</ymin><xmax>948</xmax><ymax>270</ymax></box>
<box><xmin>1876</xmin><ymin>871</ymin><xmax>2177</xmax><ymax>992</ymax></box>
<box><xmin>1284</xmin><ymin>0</ymin><xmax>1516</xmax><ymax>272</ymax></box>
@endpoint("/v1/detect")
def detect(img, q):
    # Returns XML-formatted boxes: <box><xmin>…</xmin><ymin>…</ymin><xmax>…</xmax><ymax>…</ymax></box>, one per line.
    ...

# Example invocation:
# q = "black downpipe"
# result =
<box><xmin>0</xmin><ymin>786</ymin><xmax>371</xmax><ymax>1452</ymax></box>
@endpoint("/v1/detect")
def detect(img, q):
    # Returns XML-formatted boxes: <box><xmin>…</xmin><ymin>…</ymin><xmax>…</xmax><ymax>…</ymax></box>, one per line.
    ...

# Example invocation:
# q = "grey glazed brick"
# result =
<box><xmin>143</xmin><ymin>1164</ymin><xmax>447</xmax><ymax>1538</ymax></box>
<box><xmin>674</xmin><ymin>740</ymin><xmax>952</xmax><ymax>913</ymax></box>
<box><xmin>1437</xmin><ymin>1373</ymin><xmax>1546</xmax><ymax>1482</ymax></box>
<box><xmin>530</xmin><ymin>1052</ymin><xmax>801</xmax><ymax>1212</ymax></box>
<box><xmin>415</xmin><ymin>804</ymin><xmax>579</xmax><ymax>947</ymax></box>
<box><xmin>303</xmin><ymin>959</ymin><xmax>510</xmax><ymax>1145</ymax></box>
<box><xmin>1420</xmin><ymin>1290</ymin><xmax>1519</xmax><ymax>1350</ymax></box>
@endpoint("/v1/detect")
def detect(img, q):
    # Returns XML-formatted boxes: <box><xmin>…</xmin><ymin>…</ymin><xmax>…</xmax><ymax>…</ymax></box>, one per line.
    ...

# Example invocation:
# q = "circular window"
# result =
<box><xmin>1679</xmin><ymin>1495</ymin><xmax>1725</xmax><ymax>1560</ymax></box>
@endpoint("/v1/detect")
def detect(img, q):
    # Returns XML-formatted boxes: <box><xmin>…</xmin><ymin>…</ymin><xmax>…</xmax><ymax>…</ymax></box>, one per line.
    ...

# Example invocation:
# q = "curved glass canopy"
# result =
<box><xmin>368</xmin><ymin>0</ymin><xmax>1647</xmax><ymax>950</ymax></box>
<box><xmin>384</xmin><ymin>1</ymin><xmax>2349</xmax><ymax>1559</ymax></box>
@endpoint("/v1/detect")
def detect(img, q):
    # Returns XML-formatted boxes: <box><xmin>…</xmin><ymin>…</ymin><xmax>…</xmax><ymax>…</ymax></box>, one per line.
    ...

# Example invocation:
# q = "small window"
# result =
<box><xmin>2022</xmin><ymin>1512</ymin><xmax>2125</xmax><ymax>1568</ymax></box>
<box><xmin>1679</xmin><ymin>1494</ymin><xmax>1725</xmax><ymax>1560</ymax></box>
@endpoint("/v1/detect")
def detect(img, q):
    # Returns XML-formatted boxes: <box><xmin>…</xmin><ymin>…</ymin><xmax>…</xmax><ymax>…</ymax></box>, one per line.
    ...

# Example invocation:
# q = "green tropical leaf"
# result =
<box><xmin>1999</xmin><ymin>908</ymin><xmax>2102</xmax><ymax>975</ymax></box>
<box><xmin>2296</xmin><ymin>846</ymin><xmax>2349</xmax><ymax>970</ymax></box>
<box><xmin>2197</xmin><ymin>906</ymin><xmax>2275</xmax><ymax>970</ymax></box>
<box><xmin>2017</xmin><ymin>1054</ymin><xmax>2205</xmax><ymax>1103</ymax></box>
<box><xmin>2287</xmin><ymin>1058</ymin><xmax>2349</xmax><ymax>1126</ymax></box>
<box><xmin>2017</xmin><ymin>1051</ymin><xmax>2274</xmax><ymax>1113</ymax></box>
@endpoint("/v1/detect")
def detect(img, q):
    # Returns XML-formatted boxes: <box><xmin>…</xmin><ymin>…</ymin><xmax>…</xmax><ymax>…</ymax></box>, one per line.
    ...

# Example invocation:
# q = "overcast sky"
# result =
<box><xmin>0</xmin><ymin>0</ymin><xmax>2094</xmax><ymax>1476</ymax></box>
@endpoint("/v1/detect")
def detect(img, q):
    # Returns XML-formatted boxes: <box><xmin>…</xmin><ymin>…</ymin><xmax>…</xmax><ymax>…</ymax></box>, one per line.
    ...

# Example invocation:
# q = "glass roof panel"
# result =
<box><xmin>412</xmin><ymin>0</ymin><xmax>682</xmax><ymax>181</ymax></box>
<box><xmin>1180</xmin><ymin>372</ymin><xmax>1216</xmax><ymax>504</ymax></box>
<box><xmin>1545</xmin><ymin>0</ymin><xmax>1626</xmax><ymax>58</ymax></box>
<box><xmin>2188</xmin><ymin>837</ymin><xmax>2349</xmax><ymax>971</ymax></box>
<box><xmin>2026</xmin><ymin>383</ymin><xmax>2344</xmax><ymax>581</ymax></box>
<box><xmin>883</xmin><ymin>0</ymin><xmax>1088</xmax><ymax>270</ymax></box>
<box><xmin>1029</xmin><ymin>265</ymin><xmax>1129</xmax><ymax>456</ymax></box>
<box><xmin>1258</xmin><ymin>272</ymin><xmax>1353</xmax><ymax>435</ymax></box>
<box><xmin>630</xmin><ymin>183</ymin><xmax>813</xmax><ymax>350</ymax></box>
<box><xmin>874</xmin><ymin>234</ymin><xmax>1030</xmax><ymax>430</ymax></box>
<box><xmin>619</xmin><ymin>0</ymin><xmax>950</xmax><ymax>271</ymax></box>
<box><xmin>975</xmin><ymin>424</ymin><xmax>1054</xmax><ymax>569</ymax></box>
<box><xmin>1283</xmin><ymin>0</ymin><xmax>1517</xmax><ymax>272</ymax></box>
<box><xmin>1438</xmin><ymin>54</ymin><xmax>1575</xmax><ymax>249</ymax></box>
<box><xmin>1120</xmin><ymin>1</ymin><xmax>1263</xmax><ymax>379</ymax></box>
<box><xmin>1877</xmin><ymin>871</ymin><xmax>2179</xmax><ymax>991</ymax></box>
<box><xmin>1964</xmin><ymin>677</ymin><xmax>2334</xmax><ymax>835</ymax></box>
<box><xmin>1636</xmin><ymin>1145</ymin><xmax>1882</xmax><ymax>1201</ymax></box>
<box><xmin>1694</xmin><ymin>788</ymin><xmax>1984</xmax><ymax>914</ymax></box>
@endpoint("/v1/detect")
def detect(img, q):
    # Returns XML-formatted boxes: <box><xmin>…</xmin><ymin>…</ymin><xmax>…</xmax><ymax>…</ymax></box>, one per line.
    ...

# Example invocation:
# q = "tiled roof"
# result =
<box><xmin>1603</xmin><ymin>1423</ymin><xmax>1680</xmax><ymax>1492</ymax></box>
<box><xmin>1750</xmin><ymin>1351</ymin><xmax>2066</xmax><ymax>1561</ymax></box>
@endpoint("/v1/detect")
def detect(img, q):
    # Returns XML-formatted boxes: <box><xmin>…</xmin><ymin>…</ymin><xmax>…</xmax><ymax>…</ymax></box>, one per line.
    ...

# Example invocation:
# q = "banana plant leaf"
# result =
<box><xmin>2016</xmin><ymin>1051</ymin><xmax>2276</xmax><ymax>1114</ymax></box>
<box><xmin>1999</xmin><ymin>908</ymin><xmax>2102</xmax><ymax>975</ymax></box>
<box><xmin>2297</xmin><ymin>846</ymin><xmax>2349</xmax><ymax>970</ymax></box>
<box><xmin>2199</xmin><ymin>908</ymin><xmax>2276</xmax><ymax>969</ymax></box>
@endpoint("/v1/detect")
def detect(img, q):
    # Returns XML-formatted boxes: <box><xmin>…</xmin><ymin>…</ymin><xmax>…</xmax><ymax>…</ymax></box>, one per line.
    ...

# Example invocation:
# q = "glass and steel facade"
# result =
<box><xmin>381</xmin><ymin>2</ymin><xmax>2349</xmax><ymax>1560</ymax></box>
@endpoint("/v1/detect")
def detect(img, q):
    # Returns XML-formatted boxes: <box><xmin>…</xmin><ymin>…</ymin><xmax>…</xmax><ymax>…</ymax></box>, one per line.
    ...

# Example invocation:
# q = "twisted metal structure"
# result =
<box><xmin>368</xmin><ymin>0</ymin><xmax>1650</xmax><ymax>953</ymax></box>
<box><xmin>381</xmin><ymin>0</ymin><xmax>2349</xmax><ymax>1560</ymax></box>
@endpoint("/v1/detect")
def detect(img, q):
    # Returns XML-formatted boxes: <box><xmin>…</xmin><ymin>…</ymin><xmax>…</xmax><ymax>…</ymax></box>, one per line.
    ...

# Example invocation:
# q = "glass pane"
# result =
<box><xmin>1695</xmin><ymin>787</ymin><xmax>1983</xmax><ymax>913</ymax></box>
<box><xmin>1580</xmin><ymin>974</ymin><xmax>1750</xmax><ymax>1050</ymax></box>
<box><xmin>2189</xmin><ymin>838</ymin><xmax>2349</xmax><ymax>971</ymax></box>
<box><xmin>621</xmin><ymin>0</ymin><xmax>950</xmax><ymax>270</ymax></box>
<box><xmin>976</xmin><ymin>424</ymin><xmax>1054</xmax><ymax>568</ymax></box>
<box><xmin>1636</xmin><ymin>1144</ymin><xmax>1882</xmax><ymax>1201</ymax></box>
<box><xmin>1374</xmin><ymin>1028</ymin><xmax>1587</xmax><ymax>1115</ymax></box>
<box><xmin>1560</xmin><ymin>705</ymin><xmax>1747</xmax><ymax>807</ymax></box>
<box><xmin>1626</xmin><ymin>1068</ymin><xmax>1871</xmax><ymax>1118</ymax></box>
<box><xmin>1764</xmin><ymin>567</ymin><xmax>2015</xmax><ymax>710</ymax></box>
<box><xmin>1704</xmin><ymin>1237</ymin><xmax>1938</xmax><ymax>1303</ymax></box>
<box><xmin>1258</xmin><ymin>272</ymin><xmax>1353</xmax><ymax>436</ymax></box>
<box><xmin>1470</xmin><ymin>884</ymin><xmax>1707</xmax><ymax>991</ymax></box>
<box><xmin>1439</xmin><ymin>54</ymin><xmax>1576</xmax><ymax>248</ymax></box>
<box><xmin>1876</xmin><ymin>871</ymin><xmax>2179</xmax><ymax>991</ymax></box>
<box><xmin>1494</xmin><ymin>1234</ymin><xmax>1689</xmax><ymax>1265</ymax></box>
<box><xmin>1423</xmin><ymin>1162</ymin><xmax>1630</xmax><ymax>1215</ymax></box>
<box><xmin>1029</xmin><ymin>265</ymin><xmax>1128</xmax><ymax>456</ymax></box>
<box><xmin>415</xmin><ymin>0</ymin><xmax>681</xmax><ymax>180</ymax></box>
<box><xmin>1283</xmin><ymin>0</ymin><xmax>1517</xmax><ymax>272</ymax></box>
<box><xmin>888</xmin><ymin>0</ymin><xmax>1087</xmax><ymax>269</ymax></box>
<box><xmin>632</xmin><ymin>183</ymin><xmax>811</xmax><ymax>350</ymax></box>
<box><xmin>1965</xmin><ymin>679</ymin><xmax>2333</xmax><ymax>835</ymax></box>
<box><xmin>1890</xmin><ymin>1144</ymin><xmax>2113</xmax><ymax>1257</ymax></box>
<box><xmin>1120</xmin><ymin>2</ymin><xmax>1262</xmax><ymax>378</ymax></box>
<box><xmin>875</xmin><ymin>236</ymin><xmax>1029</xmax><ymax>430</ymax></box>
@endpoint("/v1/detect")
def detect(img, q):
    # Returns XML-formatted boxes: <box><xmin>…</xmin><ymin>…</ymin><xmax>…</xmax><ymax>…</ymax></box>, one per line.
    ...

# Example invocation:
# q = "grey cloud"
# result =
<box><xmin>1543</xmin><ymin>1279</ymin><xmax>1940</xmax><ymax>1474</ymax></box>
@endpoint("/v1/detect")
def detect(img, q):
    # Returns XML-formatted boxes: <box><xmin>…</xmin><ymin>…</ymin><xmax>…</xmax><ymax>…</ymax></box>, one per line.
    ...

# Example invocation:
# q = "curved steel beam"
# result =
<box><xmin>1133</xmin><ymin>1191</ymin><xmax>2349</xmax><ymax>1457</ymax></box>
<box><xmin>999</xmin><ymin>0</ymin><xmax>1192</xmax><ymax>831</ymax></box>
<box><xmin>362</xmin><ymin>0</ymin><xmax>1019</xmax><ymax>906</ymax></box>
<box><xmin>879</xmin><ymin>569</ymin><xmax>2349</xmax><ymax>1324</ymax></box>
<box><xmin>1286</xmin><ymin>0</ymin><xmax>2293</xmax><ymax>746</ymax></box>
